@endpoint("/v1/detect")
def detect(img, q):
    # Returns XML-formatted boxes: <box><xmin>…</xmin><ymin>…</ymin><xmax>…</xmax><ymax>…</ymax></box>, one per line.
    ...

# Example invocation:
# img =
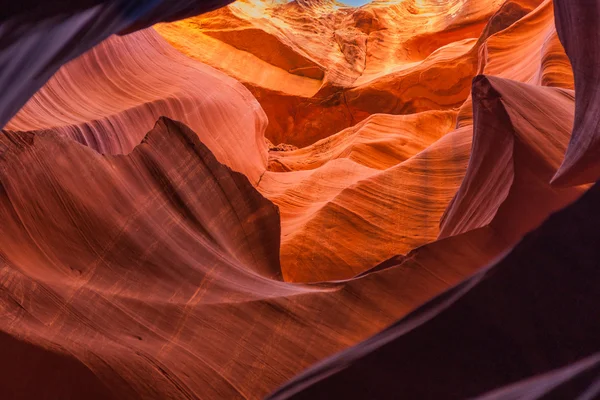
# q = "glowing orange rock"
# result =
<box><xmin>6</xmin><ymin>28</ymin><xmax>268</xmax><ymax>184</ymax></box>
<box><xmin>1</xmin><ymin>0</ymin><xmax>598</xmax><ymax>398</ymax></box>
<box><xmin>154</xmin><ymin>0</ymin><xmax>576</xmax><ymax>283</ymax></box>
<box><xmin>156</xmin><ymin>0</ymin><xmax>509</xmax><ymax>146</ymax></box>
<box><xmin>440</xmin><ymin>76</ymin><xmax>586</xmax><ymax>243</ymax></box>
<box><xmin>0</xmin><ymin>117</ymin><xmax>500</xmax><ymax>399</ymax></box>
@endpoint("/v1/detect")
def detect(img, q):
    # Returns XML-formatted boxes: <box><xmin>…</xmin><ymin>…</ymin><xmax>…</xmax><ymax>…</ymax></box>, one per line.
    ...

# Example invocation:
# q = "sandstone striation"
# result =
<box><xmin>268</xmin><ymin>181</ymin><xmax>600</xmax><ymax>399</ymax></box>
<box><xmin>0</xmin><ymin>0</ymin><xmax>237</xmax><ymax>129</ymax></box>
<box><xmin>6</xmin><ymin>28</ymin><xmax>268</xmax><ymax>183</ymax></box>
<box><xmin>1</xmin><ymin>0</ymin><xmax>599</xmax><ymax>398</ymax></box>
<box><xmin>156</xmin><ymin>0</ymin><xmax>508</xmax><ymax>146</ymax></box>
<box><xmin>153</xmin><ymin>0</ymin><xmax>581</xmax><ymax>283</ymax></box>
<box><xmin>0</xmin><ymin>117</ymin><xmax>503</xmax><ymax>398</ymax></box>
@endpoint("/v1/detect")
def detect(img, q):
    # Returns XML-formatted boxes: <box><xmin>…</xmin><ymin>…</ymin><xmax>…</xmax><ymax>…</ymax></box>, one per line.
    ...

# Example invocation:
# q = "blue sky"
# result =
<box><xmin>340</xmin><ymin>0</ymin><xmax>372</xmax><ymax>6</ymax></box>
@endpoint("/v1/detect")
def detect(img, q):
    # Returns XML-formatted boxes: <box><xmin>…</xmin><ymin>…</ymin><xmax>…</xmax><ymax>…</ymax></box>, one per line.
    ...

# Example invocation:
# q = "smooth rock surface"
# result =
<box><xmin>1</xmin><ymin>0</ymin><xmax>599</xmax><ymax>398</ymax></box>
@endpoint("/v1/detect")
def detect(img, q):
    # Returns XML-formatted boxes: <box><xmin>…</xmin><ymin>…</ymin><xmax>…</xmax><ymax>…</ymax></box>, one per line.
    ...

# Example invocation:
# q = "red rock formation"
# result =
<box><xmin>260</xmin><ymin>122</ymin><xmax>472</xmax><ymax>281</ymax></box>
<box><xmin>6</xmin><ymin>28</ymin><xmax>268</xmax><ymax>183</ymax></box>
<box><xmin>1</xmin><ymin>0</ymin><xmax>599</xmax><ymax>398</ymax></box>
<box><xmin>551</xmin><ymin>0</ymin><xmax>600</xmax><ymax>186</ymax></box>
<box><xmin>0</xmin><ymin>0</ymin><xmax>236</xmax><ymax>129</ymax></box>
<box><xmin>264</xmin><ymin>0</ymin><xmax>600</xmax><ymax>396</ymax></box>
<box><xmin>154</xmin><ymin>0</ymin><xmax>579</xmax><ymax>283</ymax></box>
<box><xmin>268</xmin><ymin>181</ymin><xmax>600</xmax><ymax>399</ymax></box>
<box><xmin>156</xmin><ymin>0</ymin><xmax>510</xmax><ymax>146</ymax></box>
<box><xmin>439</xmin><ymin>76</ymin><xmax>586</xmax><ymax>244</ymax></box>
<box><xmin>0</xmin><ymin>117</ymin><xmax>503</xmax><ymax>398</ymax></box>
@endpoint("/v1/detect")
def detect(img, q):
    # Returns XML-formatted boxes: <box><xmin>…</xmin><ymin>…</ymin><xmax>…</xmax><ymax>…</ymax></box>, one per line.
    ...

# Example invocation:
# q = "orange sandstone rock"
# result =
<box><xmin>6</xmin><ymin>28</ymin><xmax>268</xmax><ymax>184</ymax></box>
<box><xmin>156</xmin><ymin>0</ymin><xmax>508</xmax><ymax>146</ymax></box>
<box><xmin>0</xmin><ymin>117</ymin><xmax>501</xmax><ymax>399</ymax></box>
<box><xmin>1</xmin><ymin>0</ymin><xmax>598</xmax><ymax>398</ymax></box>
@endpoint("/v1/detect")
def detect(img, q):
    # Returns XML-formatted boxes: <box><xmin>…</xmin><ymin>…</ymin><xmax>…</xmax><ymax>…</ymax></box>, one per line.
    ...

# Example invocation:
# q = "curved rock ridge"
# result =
<box><xmin>6</xmin><ymin>28</ymin><xmax>268</xmax><ymax>184</ymax></box>
<box><xmin>456</xmin><ymin>0</ymin><xmax>573</xmax><ymax>127</ymax></box>
<box><xmin>0</xmin><ymin>0</ymin><xmax>236</xmax><ymax>130</ymax></box>
<box><xmin>0</xmin><ymin>117</ymin><xmax>504</xmax><ymax>399</ymax></box>
<box><xmin>264</xmin><ymin>0</ymin><xmax>600</xmax><ymax>395</ymax></box>
<box><xmin>1</xmin><ymin>116</ymin><xmax>284</xmax><ymax>286</ymax></box>
<box><xmin>8</xmin><ymin>0</ymin><xmax>575</xmax><ymax>288</ymax></box>
<box><xmin>3</xmin><ymin>0</ymin><xmax>600</xmax><ymax>398</ymax></box>
<box><xmin>477</xmin><ymin>0</ymin><xmax>572</xmax><ymax>87</ymax></box>
<box><xmin>156</xmin><ymin>0</ymin><xmax>574</xmax><ymax>147</ymax></box>
<box><xmin>267</xmin><ymin>181</ymin><xmax>600</xmax><ymax>400</ymax></box>
<box><xmin>149</xmin><ymin>0</ymin><xmax>578</xmax><ymax>284</ymax></box>
<box><xmin>268</xmin><ymin>110</ymin><xmax>458</xmax><ymax>172</ymax></box>
<box><xmin>259</xmin><ymin>73</ymin><xmax>583</xmax><ymax>282</ymax></box>
<box><xmin>439</xmin><ymin>75</ymin><xmax>586</xmax><ymax>243</ymax></box>
<box><xmin>260</xmin><ymin>123</ymin><xmax>472</xmax><ymax>281</ymax></box>
<box><xmin>551</xmin><ymin>0</ymin><xmax>600</xmax><ymax>186</ymax></box>
<box><xmin>156</xmin><ymin>0</ymin><xmax>514</xmax><ymax>146</ymax></box>
<box><xmin>475</xmin><ymin>352</ymin><xmax>600</xmax><ymax>399</ymax></box>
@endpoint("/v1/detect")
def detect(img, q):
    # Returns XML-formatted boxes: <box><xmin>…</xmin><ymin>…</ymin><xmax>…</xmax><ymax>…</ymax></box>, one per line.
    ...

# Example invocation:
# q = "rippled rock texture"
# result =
<box><xmin>157</xmin><ymin>0</ymin><xmax>579</xmax><ymax>282</ymax></box>
<box><xmin>2</xmin><ymin>0</ymin><xmax>600</xmax><ymax>398</ymax></box>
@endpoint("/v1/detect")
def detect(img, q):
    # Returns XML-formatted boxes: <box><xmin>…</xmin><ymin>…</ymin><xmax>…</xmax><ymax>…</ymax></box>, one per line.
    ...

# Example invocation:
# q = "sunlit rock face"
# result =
<box><xmin>157</xmin><ymin>0</ymin><xmax>508</xmax><ymax>147</ymax></box>
<box><xmin>157</xmin><ymin>0</ymin><xmax>577</xmax><ymax>282</ymax></box>
<box><xmin>2</xmin><ymin>0</ymin><xmax>600</xmax><ymax>398</ymax></box>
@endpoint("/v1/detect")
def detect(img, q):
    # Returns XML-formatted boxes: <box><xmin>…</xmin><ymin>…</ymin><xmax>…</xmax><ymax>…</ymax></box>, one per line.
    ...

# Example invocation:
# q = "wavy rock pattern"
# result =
<box><xmin>268</xmin><ymin>181</ymin><xmax>600</xmax><ymax>399</ymax></box>
<box><xmin>6</xmin><ymin>28</ymin><xmax>268</xmax><ymax>184</ymax></box>
<box><xmin>156</xmin><ymin>0</ymin><xmax>508</xmax><ymax>146</ymax></box>
<box><xmin>551</xmin><ymin>0</ymin><xmax>600</xmax><ymax>185</ymax></box>
<box><xmin>1</xmin><ymin>0</ymin><xmax>600</xmax><ymax>398</ymax></box>
<box><xmin>0</xmin><ymin>0</ymin><xmax>236</xmax><ymax>129</ymax></box>
<box><xmin>0</xmin><ymin>117</ymin><xmax>504</xmax><ymax>399</ymax></box>
<box><xmin>162</xmin><ymin>0</ymin><xmax>576</xmax><ymax>282</ymax></box>
<box><xmin>266</xmin><ymin>0</ymin><xmax>600</xmax><ymax>396</ymax></box>
<box><xmin>261</xmin><ymin>123</ymin><xmax>472</xmax><ymax>281</ymax></box>
<box><xmin>439</xmin><ymin>75</ymin><xmax>586</xmax><ymax>243</ymax></box>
